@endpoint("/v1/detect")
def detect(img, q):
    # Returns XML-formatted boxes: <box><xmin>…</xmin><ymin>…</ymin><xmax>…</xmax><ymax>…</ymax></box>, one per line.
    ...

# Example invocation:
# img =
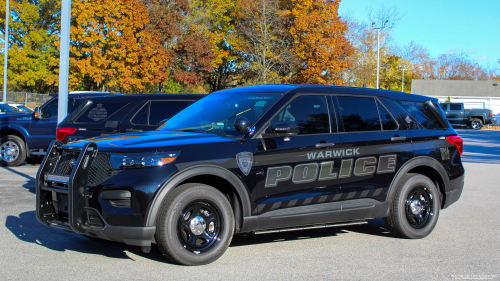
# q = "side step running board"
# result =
<box><xmin>254</xmin><ymin>220</ymin><xmax>367</xmax><ymax>235</ymax></box>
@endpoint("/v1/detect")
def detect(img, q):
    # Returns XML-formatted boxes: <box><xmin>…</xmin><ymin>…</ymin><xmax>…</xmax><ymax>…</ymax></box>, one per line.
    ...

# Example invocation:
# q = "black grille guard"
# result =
<box><xmin>36</xmin><ymin>140</ymin><xmax>105</xmax><ymax>234</ymax></box>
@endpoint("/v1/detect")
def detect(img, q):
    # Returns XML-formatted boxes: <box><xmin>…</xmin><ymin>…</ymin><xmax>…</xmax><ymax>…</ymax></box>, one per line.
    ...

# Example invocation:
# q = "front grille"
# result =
<box><xmin>88</xmin><ymin>153</ymin><xmax>120</xmax><ymax>186</ymax></box>
<box><xmin>54</xmin><ymin>151</ymin><xmax>119</xmax><ymax>186</ymax></box>
<box><xmin>56</xmin><ymin>151</ymin><xmax>79</xmax><ymax>175</ymax></box>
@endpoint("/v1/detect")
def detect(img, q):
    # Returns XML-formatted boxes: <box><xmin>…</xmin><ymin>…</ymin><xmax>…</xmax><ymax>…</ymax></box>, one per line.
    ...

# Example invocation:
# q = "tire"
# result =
<box><xmin>155</xmin><ymin>183</ymin><xmax>235</xmax><ymax>266</ymax></box>
<box><xmin>0</xmin><ymin>135</ymin><xmax>27</xmax><ymax>167</ymax></box>
<box><xmin>470</xmin><ymin>118</ymin><xmax>483</xmax><ymax>130</ymax></box>
<box><xmin>384</xmin><ymin>173</ymin><xmax>440</xmax><ymax>239</ymax></box>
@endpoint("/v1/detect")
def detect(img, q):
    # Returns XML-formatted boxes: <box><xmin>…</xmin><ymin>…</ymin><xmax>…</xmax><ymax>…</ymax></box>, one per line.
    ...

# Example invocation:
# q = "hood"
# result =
<box><xmin>65</xmin><ymin>130</ymin><xmax>235</xmax><ymax>151</ymax></box>
<box><xmin>0</xmin><ymin>112</ymin><xmax>30</xmax><ymax>119</ymax></box>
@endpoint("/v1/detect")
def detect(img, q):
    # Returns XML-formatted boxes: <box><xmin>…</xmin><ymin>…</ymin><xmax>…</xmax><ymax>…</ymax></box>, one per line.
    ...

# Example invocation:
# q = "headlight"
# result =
<box><xmin>109</xmin><ymin>152</ymin><xmax>180</xmax><ymax>169</ymax></box>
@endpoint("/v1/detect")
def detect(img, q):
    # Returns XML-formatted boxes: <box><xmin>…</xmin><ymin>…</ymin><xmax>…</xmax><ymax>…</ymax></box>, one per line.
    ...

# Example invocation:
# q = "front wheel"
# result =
<box><xmin>470</xmin><ymin>118</ymin><xmax>483</xmax><ymax>130</ymax></box>
<box><xmin>155</xmin><ymin>183</ymin><xmax>234</xmax><ymax>266</ymax></box>
<box><xmin>384</xmin><ymin>173</ymin><xmax>440</xmax><ymax>239</ymax></box>
<box><xmin>0</xmin><ymin>135</ymin><xmax>27</xmax><ymax>166</ymax></box>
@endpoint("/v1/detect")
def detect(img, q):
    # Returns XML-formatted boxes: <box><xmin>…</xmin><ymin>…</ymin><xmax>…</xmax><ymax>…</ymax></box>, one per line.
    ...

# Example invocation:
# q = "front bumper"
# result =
<box><xmin>35</xmin><ymin>141</ymin><xmax>155</xmax><ymax>247</ymax></box>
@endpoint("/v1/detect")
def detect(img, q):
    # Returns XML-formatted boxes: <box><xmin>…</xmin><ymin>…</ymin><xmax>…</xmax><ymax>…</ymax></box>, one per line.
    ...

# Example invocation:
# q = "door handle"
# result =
<box><xmin>391</xmin><ymin>136</ymin><xmax>406</xmax><ymax>142</ymax></box>
<box><xmin>126</xmin><ymin>128</ymin><xmax>143</xmax><ymax>132</ymax></box>
<box><xmin>315</xmin><ymin>142</ymin><xmax>335</xmax><ymax>148</ymax></box>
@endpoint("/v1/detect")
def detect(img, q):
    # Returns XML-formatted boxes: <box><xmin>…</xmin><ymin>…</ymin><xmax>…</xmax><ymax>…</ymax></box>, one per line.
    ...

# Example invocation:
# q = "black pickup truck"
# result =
<box><xmin>439</xmin><ymin>102</ymin><xmax>493</xmax><ymax>130</ymax></box>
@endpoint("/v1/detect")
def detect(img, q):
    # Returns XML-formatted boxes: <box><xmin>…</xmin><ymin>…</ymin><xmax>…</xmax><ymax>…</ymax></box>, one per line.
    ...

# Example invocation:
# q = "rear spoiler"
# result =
<box><xmin>425</xmin><ymin>100</ymin><xmax>450</xmax><ymax>129</ymax></box>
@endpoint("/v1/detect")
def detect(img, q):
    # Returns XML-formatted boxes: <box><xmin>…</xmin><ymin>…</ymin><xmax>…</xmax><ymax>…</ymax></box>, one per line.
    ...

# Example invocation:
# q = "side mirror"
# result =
<box><xmin>261</xmin><ymin>121</ymin><xmax>298</xmax><ymax>138</ymax></box>
<box><xmin>34</xmin><ymin>107</ymin><xmax>40</xmax><ymax>119</ymax></box>
<box><xmin>157</xmin><ymin>118</ymin><xmax>169</xmax><ymax>126</ymax></box>
<box><xmin>234</xmin><ymin>117</ymin><xmax>250</xmax><ymax>133</ymax></box>
<box><xmin>157</xmin><ymin>118</ymin><xmax>169</xmax><ymax>130</ymax></box>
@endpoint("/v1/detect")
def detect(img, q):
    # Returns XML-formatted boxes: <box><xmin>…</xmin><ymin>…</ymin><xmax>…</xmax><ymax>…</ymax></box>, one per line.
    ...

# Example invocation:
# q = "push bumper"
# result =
<box><xmin>35</xmin><ymin>141</ymin><xmax>155</xmax><ymax>247</ymax></box>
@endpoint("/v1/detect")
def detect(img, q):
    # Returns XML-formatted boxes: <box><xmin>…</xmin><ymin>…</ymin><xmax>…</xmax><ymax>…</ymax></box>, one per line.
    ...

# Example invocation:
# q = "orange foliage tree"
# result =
<box><xmin>282</xmin><ymin>0</ymin><xmax>353</xmax><ymax>84</ymax></box>
<box><xmin>69</xmin><ymin>0</ymin><xmax>170</xmax><ymax>92</ymax></box>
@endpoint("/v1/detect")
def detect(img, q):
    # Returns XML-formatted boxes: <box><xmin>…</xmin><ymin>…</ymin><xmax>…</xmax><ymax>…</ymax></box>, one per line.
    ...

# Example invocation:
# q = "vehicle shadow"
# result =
<box><xmin>4</xmin><ymin>210</ymin><xmax>173</xmax><ymax>264</ymax></box>
<box><xmin>1</xmin><ymin>166</ymin><xmax>37</xmax><ymax>194</ymax></box>
<box><xmin>230</xmin><ymin>218</ymin><xmax>395</xmax><ymax>248</ymax></box>
<box><xmin>5</xmin><ymin>210</ymin><xmax>396</xmax><ymax>265</ymax></box>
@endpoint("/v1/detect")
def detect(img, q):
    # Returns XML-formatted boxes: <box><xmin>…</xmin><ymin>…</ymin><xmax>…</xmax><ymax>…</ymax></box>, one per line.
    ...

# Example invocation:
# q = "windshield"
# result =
<box><xmin>0</xmin><ymin>104</ymin><xmax>17</xmax><ymax>113</ymax></box>
<box><xmin>159</xmin><ymin>93</ymin><xmax>283</xmax><ymax>137</ymax></box>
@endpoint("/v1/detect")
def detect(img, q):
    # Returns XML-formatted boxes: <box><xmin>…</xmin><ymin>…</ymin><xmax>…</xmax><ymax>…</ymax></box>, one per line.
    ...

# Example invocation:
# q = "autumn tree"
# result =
<box><xmin>70</xmin><ymin>0</ymin><xmax>170</xmax><ymax>93</ymax></box>
<box><xmin>143</xmin><ymin>0</ymin><xmax>214</xmax><ymax>92</ymax></box>
<box><xmin>0</xmin><ymin>0</ymin><xmax>60</xmax><ymax>93</ymax></box>
<box><xmin>282</xmin><ymin>0</ymin><xmax>353</xmax><ymax>84</ymax></box>
<box><xmin>192</xmin><ymin>0</ymin><xmax>249</xmax><ymax>91</ymax></box>
<box><xmin>237</xmin><ymin>0</ymin><xmax>293</xmax><ymax>84</ymax></box>
<box><xmin>435</xmin><ymin>53</ymin><xmax>488</xmax><ymax>80</ymax></box>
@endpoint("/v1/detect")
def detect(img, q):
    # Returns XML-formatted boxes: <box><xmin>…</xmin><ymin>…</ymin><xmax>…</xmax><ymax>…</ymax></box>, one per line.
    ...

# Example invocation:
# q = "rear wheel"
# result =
<box><xmin>0</xmin><ymin>135</ymin><xmax>26</xmax><ymax>166</ymax></box>
<box><xmin>384</xmin><ymin>173</ymin><xmax>440</xmax><ymax>239</ymax></box>
<box><xmin>155</xmin><ymin>183</ymin><xmax>234</xmax><ymax>266</ymax></box>
<box><xmin>470</xmin><ymin>118</ymin><xmax>483</xmax><ymax>130</ymax></box>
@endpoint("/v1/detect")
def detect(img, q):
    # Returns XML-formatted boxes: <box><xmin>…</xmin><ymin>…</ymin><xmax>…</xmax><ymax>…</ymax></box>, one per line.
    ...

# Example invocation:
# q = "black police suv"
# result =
<box><xmin>36</xmin><ymin>85</ymin><xmax>464</xmax><ymax>266</ymax></box>
<box><xmin>56</xmin><ymin>94</ymin><xmax>204</xmax><ymax>143</ymax></box>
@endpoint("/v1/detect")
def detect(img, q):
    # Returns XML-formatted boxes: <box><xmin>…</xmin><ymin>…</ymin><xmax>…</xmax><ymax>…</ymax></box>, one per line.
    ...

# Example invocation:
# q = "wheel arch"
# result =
<box><xmin>145</xmin><ymin>165</ymin><xmax>252</xmax><ymax>232</ymax></box>
<box><xmin>386</xmin><ymin>156</ymin><xmax>450</xmax><ymax>208</ymax></box>
<box><xmin>0</xmin><ymin>127</ymin><xmax>30</xmax><ymax>154</ymax></box>
<box><xmin>469</xmin><ymin>115</ymin><xmax>484</xmax><ymax>123</ymax></box>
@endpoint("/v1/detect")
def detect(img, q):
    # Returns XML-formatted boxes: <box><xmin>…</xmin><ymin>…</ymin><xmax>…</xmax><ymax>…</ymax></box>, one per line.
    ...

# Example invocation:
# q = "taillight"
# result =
<box><xmin>490</xmin><ymin>113</ymin><xmax>493</xmax><ymax>118</ymax></box>
<box><xmin>446</xmin><ymin>136</ymin><xmax>463</xmax><ymax>156</ymax></box>
<box><xmin>56</xmin><ymin>127</ymin><xmax>77</xmax><ymax>141</ymax></box>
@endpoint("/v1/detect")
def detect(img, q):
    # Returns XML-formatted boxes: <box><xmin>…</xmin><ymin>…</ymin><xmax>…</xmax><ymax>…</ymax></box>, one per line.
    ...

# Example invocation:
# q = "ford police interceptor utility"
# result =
<box><xmin>35</xmin><ymin>85</ymin><xmax>464</xmax><ymax>265</ymax></box>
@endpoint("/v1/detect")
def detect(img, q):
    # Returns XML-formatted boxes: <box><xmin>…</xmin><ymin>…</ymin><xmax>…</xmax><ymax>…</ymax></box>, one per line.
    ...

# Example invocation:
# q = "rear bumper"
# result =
<box><xmin>442</xmin><ymin>174</ymin><xmax>464</xmax><ymax>209</ymax></box>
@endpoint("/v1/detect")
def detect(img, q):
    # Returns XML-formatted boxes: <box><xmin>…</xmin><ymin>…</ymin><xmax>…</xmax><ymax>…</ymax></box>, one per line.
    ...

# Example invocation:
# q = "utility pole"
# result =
<box><xmin>57</xmin><ymin>0</ymin><xmax>71</xmax><ymax>124</ymax></box>
<box><xmin>372</xmin><ymin>20</ymin><xmax>388</xmax><ymax>89</ymax></box>
<box><xmin>3</xmin><ymin>0</ymin><xmax>9</xmax><ymax>102</ymax></box>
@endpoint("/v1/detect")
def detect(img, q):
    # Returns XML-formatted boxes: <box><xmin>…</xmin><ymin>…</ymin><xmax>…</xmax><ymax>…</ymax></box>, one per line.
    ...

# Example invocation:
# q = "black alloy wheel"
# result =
<box><xmin>384</xmin><ymin>173</ymin><xmax>440</xmax><ymax>239</ymax></box>
<box><xmin>155</xmin><ymin>183</ymin><xmax>234</xmax><ymax>266</ymax></box>
<box><xmin>177</xmin><ymin>201</ymin><xmax>223</xmax><ymax>254</ymax></box>
<box><xmin>405</xmin><ymin>187</ymin><xmax>433</xmax><ymax>229</ymax></box>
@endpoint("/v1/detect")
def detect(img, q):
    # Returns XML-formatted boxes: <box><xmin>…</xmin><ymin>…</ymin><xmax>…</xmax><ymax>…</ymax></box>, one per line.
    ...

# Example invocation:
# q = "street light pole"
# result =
<box><xmin>3</xmin><ymin>0</ymin><xmax>9</xmax><ymax>102</ymax></box>
<box><xmin>399</xmin><ymin>63</ymin><xmax>409</xmax><ymax>92</ymax></box>
<box><xmin>372</xmin><ymin>20</ymin><xmax>388</xmax><ymax>89</ymax></box>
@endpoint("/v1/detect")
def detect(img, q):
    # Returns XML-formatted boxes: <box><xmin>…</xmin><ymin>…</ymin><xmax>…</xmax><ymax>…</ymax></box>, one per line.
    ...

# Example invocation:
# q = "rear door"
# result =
<box><xmin>123</xmin><ymin>100</ymin><xmax>193</xmax><ymax>132</ymax></box>
<box><xmin>334</xmin><ymin>95</ymin><xmax>412</xmax><ymax>204</ymax></box>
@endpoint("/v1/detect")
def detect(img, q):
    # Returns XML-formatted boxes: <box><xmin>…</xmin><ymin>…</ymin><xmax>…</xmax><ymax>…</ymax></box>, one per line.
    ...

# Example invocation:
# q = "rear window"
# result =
<box><xmin>449</xmin><ymin>104</ymin><xmax>461</xmax><ymax>111</ymax></box>
<box><xmin>338</xmin><ymin>96</ymin><xmax>381</xmax><ymax>132</ymax></box>
<box><xmin>75</xmin><ymin>101</ymin><xmax>129</xmax><ymax>123</ymax></box>
<box><xmin>395</xmin><ymin>100</ymin><xmax>444</xmax><ymax>130</ymax></box>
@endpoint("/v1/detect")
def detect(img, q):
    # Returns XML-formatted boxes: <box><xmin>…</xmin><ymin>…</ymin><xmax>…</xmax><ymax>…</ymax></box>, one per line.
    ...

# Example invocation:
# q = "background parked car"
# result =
<box><xmin>7</xmin><ymin>102</ymin><xmax>33</xmax><ymax>113</ymax></box>
<box><xmin>57</xmin><ymin>93</ymin><xmax>205</xmax><ymax>143</ymax></box>
<box><xmin>0</xmin><ymin>103</ymin><xmax>22</xmax><ymax>114</ymax></box>
<box><xmin>0</xmin><ymin>92</ymin><xmax>112</xmax><ymax>166</ymax></box>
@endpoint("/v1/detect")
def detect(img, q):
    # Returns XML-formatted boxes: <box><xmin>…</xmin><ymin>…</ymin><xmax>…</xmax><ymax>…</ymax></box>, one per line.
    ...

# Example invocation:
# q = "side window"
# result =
<box><xmin>41</xmin><ymin>99</ymin><xmax>81</xmax><ymax>119</ymax></box>
<box><xmin>149</xmin><ymin>100</ymin><xmax>191</xmax><ymax>126</ymax></box>
<box><xmin>75</xmin><ymin>102</ymin><xmax>129</xmax><ymax>123</ymax></box>
<box><xmin>377</xmin><ymin>100</ymin><xmax>398</xmax><ymax>130</ymax></box>
<box><xmin>449</xmin><ymin>104</ymin><xmax>461</xmax><ymax>111</ymax></box>
<box><xmin>337</xmin><ymin>96</ymin><xmax>381</xmax><ymax>132</ymax></box>
<box><xmin>395</xmin><ymin>100</ymin><xmax>444</xmax><ymax>130</ymax></box>
<box><xmin>131</xmin><ymin>102</ymin><xmax>149</xmax><ymax>125</ymax></box>
<box><xmin>41</xmin><ymin>100</ymin><xmax>58</xmax><ymax>118</ymax></box>
<box><xmin>270</xmin><ymin>95</ymin><xmax>330</xmax><ymax>135</ymax></box>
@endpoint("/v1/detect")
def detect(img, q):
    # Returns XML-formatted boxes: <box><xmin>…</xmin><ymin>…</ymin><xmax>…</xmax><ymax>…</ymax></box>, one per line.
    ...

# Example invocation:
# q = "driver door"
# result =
<box><xmin>250</xmin><ymin>94</ymin><xmax>342</xmax><ymax>228</ymax></box>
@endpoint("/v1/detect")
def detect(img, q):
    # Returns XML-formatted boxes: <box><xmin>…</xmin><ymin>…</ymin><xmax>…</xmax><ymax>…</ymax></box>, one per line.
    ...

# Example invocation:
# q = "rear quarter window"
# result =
<box><xmin>395</xmin><ymin>100</ymin><xmax>444</xmax><ymax>130</ymax></box>
<box><xmin>75</xmin><ymin>102</ymin><xmax>130</xmax><ymax>123</ymax></box>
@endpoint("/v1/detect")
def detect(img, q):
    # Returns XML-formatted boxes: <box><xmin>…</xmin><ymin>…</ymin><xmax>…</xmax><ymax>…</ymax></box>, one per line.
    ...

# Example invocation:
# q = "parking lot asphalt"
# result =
<box><xmin>0</xmin><ymin>130</ymin><xmax>499</xmax><ymax>280</ymax></box>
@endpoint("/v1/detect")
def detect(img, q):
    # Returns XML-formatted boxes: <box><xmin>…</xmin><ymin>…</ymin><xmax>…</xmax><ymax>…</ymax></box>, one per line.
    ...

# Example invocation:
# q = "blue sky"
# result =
<box><xmin>339</xmin><ymin>0</ymin><xmax>500</xmax><ymax>69</ymax></box>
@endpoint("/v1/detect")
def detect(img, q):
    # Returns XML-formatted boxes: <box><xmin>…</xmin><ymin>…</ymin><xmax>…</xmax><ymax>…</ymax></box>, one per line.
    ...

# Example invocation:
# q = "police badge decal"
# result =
<box><xmin>236</xmin><ymin>152</ymin><xmax>253</xmax><ymax>176</ymax></box>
